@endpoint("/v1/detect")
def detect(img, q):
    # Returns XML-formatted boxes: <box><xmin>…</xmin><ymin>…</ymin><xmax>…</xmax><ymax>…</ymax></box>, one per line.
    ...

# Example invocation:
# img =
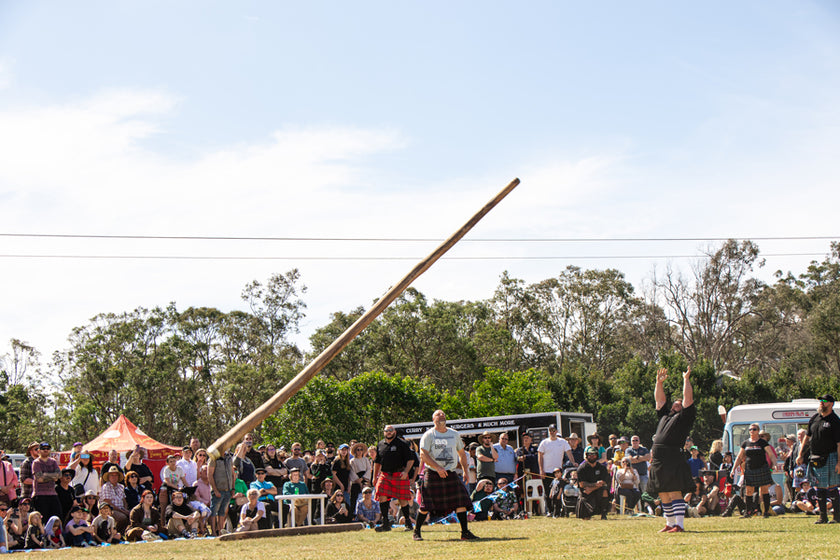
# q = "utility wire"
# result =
<box><xmin>0</xmin><ymin>233</ymin><xmax>837</xmax><ymax>243</ymax></box>
<box><xmin>0</xmin><ymin>252</ymin><xmax>827</xmax><ymax>261</ymax></box>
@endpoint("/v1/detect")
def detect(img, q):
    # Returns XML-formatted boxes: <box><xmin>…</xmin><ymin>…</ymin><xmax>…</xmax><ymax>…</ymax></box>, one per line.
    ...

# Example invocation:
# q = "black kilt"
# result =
<box><xmin>648</xmin><ymin>444</ymin><xmax>694</xmax><ymax>495</ymax></box>
<box><xmin>418</xmin><ymin>470</ymin><xmax>472</xmax><ymax>516</ymax></box>
<box><xmin>744</xmin><ymin>465</ymin><xmax>773</xmax><ymax>487</ymax></box>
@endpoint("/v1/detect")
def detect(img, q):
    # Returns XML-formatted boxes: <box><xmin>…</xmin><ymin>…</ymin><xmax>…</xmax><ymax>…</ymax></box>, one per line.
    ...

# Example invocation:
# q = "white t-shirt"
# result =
<box><xmin>176</xmin><ymin>459</ymin><xmax>198</xmax><ymax>486</ymax></box>
<box><xmin>537</xmin><ymin>437</ymin><xmax>571</xmax><ymax>472</ymax></box>
<box><xmin>160</xmin><ymin>465</ymin><xmax>185</xmax><ymax>488</ymax></box>
<box><xmin>420</xmin><ymin>427</ymin><xmax>464</xmax><ymax>472</ymax></box>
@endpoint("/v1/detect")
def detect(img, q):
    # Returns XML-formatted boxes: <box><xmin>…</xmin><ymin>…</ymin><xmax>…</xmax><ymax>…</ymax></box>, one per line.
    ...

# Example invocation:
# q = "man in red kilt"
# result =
<box><xmin>373</xmin><ymin>425</ymin><xmax>415</xmax><ymax>532</ymax></box>
<box><xmin>414</xmin><ymin>410</ymin><xmax>479</xmax><ymax>541</ymax></box>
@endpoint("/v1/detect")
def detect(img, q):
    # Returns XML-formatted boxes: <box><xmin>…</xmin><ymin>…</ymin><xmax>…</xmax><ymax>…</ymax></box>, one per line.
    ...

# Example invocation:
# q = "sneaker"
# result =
<box><xmin>658</xmin><ymin>525</ymin><xmax>673</xmax><ymax>533</ymax></box>
<box><xmin>374</xmin><ymin>524</ymin><xmax>392</xmax><ymax>532</ymax></box>
<box><xmin>460</xmin><ymin>530</ymin><xmax>479</xmax><ymax>541</ymax></box>
<box><xmin>412</xmin><ymin>532</ymin><xmax>423</xmax><ymax>541</ymax></box>
<box><xmin>667</xmin><ymin>525</ymin><xmax>684</xmax><ymax>533</ymax></box>
<box><xmin>403</xmin><ymin>524</ymin><xmax>414</xmax><ymax>531</ymax></box>
<box><xmin>815</xmin><ymin>518</ymin><xmax>828</xmax><ymax>524</ymax></box>
<box><xmin>182</xmin><ymin>530</ymin><xmax>192</xmax><ymax>539</ymax></box>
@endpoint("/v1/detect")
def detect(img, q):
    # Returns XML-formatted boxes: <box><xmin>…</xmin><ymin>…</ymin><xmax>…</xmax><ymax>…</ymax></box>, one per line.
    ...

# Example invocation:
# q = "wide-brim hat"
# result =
<box><xmin>567</xmin><ymin>433</ymin><xmax>580</xmax><ymax>441</ymax></box>
<box><xmin>587</xmin><ymin>433</ymin><xmax>601</xmax><ymax>443</ymax></box>
<box><xmin>104</xmin><ymin>465</ymin><xmax>124</xmax><ymax>483</ymax></box>
<box><xmin>480</xmin><ymin>431</ymin><xmax>496</xmax><ymax>443</ymax></box>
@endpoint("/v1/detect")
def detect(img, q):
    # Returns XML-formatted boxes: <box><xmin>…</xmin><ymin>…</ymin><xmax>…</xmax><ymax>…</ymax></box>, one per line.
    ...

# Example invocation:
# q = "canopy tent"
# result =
<box><xmin>58</xmin><ymin>415</ymin><xmax>181</xmax><ymax>487</ymax></box>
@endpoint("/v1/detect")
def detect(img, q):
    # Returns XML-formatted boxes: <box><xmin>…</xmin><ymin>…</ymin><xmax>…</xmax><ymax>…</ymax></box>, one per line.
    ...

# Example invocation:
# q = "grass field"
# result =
<box><xmin>40</xmin><ymin>515</ymin><xmax>834</xmax><ymax>560</ymax></box>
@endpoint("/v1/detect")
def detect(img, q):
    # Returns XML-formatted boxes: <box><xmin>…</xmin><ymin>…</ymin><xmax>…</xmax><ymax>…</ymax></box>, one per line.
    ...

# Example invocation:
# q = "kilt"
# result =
<box><xmin>744</xmin><ymin>465</ymin><xmax>773</xmax><ymax>487</ymax></box>
<box><xmin>375</xmin><ymin>472</ymin><xmax>411</xmax><ymax>501</ymax></box>
<box><xmin>648</xmin><ymin>444</ymin><xmax>694</xmax><ymax>495</ymax></box>
<box><xmin>418</xmin><ymin>470</ymin><xmax>472</xmax><ymax>515</ymax></box>
<box><xmin>809</xmin><ymin>452</ymin><xmax>840</xmax><ymax>488</ymax></box>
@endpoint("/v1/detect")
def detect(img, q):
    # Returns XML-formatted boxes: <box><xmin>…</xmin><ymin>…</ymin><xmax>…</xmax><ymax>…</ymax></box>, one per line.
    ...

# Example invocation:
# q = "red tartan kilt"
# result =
<box><xmin>375</xmin><ymin>472</ymin><xmax>412</xmax><ymax>501</ymax></box>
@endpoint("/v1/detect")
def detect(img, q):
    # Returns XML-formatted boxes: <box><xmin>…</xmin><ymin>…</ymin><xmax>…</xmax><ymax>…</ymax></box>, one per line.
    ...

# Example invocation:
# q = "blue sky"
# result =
<box><xmin>1</xmin><ymin>1</ymin><xmax>839</xmax><ymax>362</ymax></box>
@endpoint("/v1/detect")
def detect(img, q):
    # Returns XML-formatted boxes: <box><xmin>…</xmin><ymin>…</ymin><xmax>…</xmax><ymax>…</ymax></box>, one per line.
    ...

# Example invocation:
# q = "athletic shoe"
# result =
<box><xmin>460</xmin><ymin>530</ymin><xmax>479</xmax><ymax>541</ymax></box>
<box><xmin>815</xmin><ymin>518</ymin><xmax>828</xmax><ymax>524</ymax></box>
<box><xmin>666</xmin><ymin>525</ymin><xmax>684</xmax><ymax>533</ymax></box>
<box><xmin>658</xmin><ymin>525</ymin><xmax>673</xmax><ymax>533</ymax></box>
<box><xmin>374</xmin><ymin>524</ymin><xmax>392</xmax><ymax>532</ymax></box>
<box><xmin>412</xmin><ymin>532</ymin><xmax>423</xmax><ymax>541</ymax></box>
<box><xmin>403</xmin><ymin>524</ymin><xmax>414</xmax><ymax>531</ymax></box>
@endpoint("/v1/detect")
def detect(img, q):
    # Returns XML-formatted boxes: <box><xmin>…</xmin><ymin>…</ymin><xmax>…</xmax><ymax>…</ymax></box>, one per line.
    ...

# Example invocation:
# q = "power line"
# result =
<box><xmin>0</xmin><ymin>252</ymin><xmax>826</xmax><ymax>261</ymax></box>
<box><xmin>0</xmin><ymin>233</ymin><xmax>837</xmax><ymax>243</ymax></box>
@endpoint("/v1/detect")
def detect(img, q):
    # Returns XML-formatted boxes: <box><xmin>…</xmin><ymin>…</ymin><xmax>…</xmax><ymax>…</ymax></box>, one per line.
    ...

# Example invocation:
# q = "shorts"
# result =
<box><xmin>210</xmin><ymin>490</ymin><xmax>232</xmax><ymax>516</ymax></box>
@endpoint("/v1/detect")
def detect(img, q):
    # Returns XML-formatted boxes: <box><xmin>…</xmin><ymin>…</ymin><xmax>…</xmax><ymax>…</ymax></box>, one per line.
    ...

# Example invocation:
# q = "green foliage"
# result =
<box><xmin>467</xmin><ymin>368</ymin><xmax>555</xmax><ymax>417</ymax></box>
<box><xmin>263</xmin><ymin>371</ymin><xmax>442</xmax><ymax>446</ymax></box>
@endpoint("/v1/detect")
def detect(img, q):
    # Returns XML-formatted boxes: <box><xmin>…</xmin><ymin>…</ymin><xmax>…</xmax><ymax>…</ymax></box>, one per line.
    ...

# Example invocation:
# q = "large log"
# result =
<box><xmin>218</xmin><ymin>523</ymin><xmax>365</xmax><ymax>541</ymax></box>
<box><xmin>208</xmin><ymin>178</ymin><xmax>520</xmax><ymax>461</ymax></box>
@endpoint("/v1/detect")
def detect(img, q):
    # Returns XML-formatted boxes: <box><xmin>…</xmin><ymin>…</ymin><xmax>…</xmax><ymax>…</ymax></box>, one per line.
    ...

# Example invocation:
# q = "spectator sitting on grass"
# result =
<box><xmin>237</xmin><ymin>488</ymin><xmax>267</xmax><ymax>532</ymax></box>
<box><xmin>491</xmin><ymin>478</ymin><xmax>518</xmax><ymax>520</ymax></box>
<box><xmin>91</xmin><ymin>502</ymin><xmax>122</xmax><ymax>545</ymax></box>
<box><xmin>354</xmin><ymin>487</ymin><xmax>380</xmax><ymax>528</ymax></box>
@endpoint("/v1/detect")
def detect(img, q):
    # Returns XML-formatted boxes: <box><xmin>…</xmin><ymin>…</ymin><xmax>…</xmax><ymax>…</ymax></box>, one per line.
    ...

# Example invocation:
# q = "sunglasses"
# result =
<box><xmin>0</xmin><ymin>508</ymin><xmax>7</xmax><ymax>512</ymax></box>
<box><xmin>749</xmin><ymin>427</ymin><xmax>759</xmax><ymax>431</ymax></box>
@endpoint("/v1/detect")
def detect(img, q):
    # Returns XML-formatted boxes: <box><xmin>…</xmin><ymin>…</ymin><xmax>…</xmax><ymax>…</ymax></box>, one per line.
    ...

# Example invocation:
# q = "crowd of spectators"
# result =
<box><xmin>0</xmin><ymin>424</ymin><xmax>833</xmax><ymax>551</ymax></box>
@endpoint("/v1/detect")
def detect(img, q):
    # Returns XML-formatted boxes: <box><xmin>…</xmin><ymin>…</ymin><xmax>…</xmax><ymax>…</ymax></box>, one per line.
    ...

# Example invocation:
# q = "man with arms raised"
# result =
<box><xmin>796</xmin><ymin>394</ymin><xmax>840</xmax><ymax>524</ymax></box>
<box><xmin>372</xmin><ymin>425</ymin><xmax>415</xmax><ymax>532</ymax></box>
<box><xmin>649</xmin><ymin>366</ymin><xmax>695</xmax><ymax>533</ymax></box>
<box><xmin>414</xmin><ymin>410</ymin><xmax>478</xmax><ymax>541</ymax></box>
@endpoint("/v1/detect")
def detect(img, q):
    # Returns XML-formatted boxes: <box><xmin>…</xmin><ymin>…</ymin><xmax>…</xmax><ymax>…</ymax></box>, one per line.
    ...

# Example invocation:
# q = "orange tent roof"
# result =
<box><xmin>81</xmin><ymin>414</ymin><xmax>180</xmax><ymax>455</ymax></box>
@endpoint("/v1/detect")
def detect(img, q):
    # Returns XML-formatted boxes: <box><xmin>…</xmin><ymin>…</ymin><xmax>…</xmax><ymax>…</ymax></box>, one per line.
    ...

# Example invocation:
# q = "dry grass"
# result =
<box><xmin>41</xmin><ymin>514</ymin><xmax>832</xmax><ymax>560</ymax></box>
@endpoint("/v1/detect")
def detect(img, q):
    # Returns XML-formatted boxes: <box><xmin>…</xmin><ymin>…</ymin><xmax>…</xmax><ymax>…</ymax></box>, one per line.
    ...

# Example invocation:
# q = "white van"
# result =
<box><xmin>721</xmin><ymin>399</ymin><xmax>819</xmax><ymax>500</ymax></box>
<box><xmin>721</xmin><ymin>399</ymin><xmax>819</xmax><ymax>455</ymax></box>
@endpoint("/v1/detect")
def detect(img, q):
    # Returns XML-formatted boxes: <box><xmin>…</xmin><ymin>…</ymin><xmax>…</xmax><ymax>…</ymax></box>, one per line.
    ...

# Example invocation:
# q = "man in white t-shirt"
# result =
<box><xmin>177</xmin><ymin>447</ymin><xmax>198</xmax><ymax>486</ymax></box>
<box><xmin>415</xmin><ymin>410</ymin><xmax>479</xmax><ymax>542</ymax></box>
<box><xmin>537</xmin><ymin>424</ymin><xmax>576</xmax><ymax>515</ymax></box>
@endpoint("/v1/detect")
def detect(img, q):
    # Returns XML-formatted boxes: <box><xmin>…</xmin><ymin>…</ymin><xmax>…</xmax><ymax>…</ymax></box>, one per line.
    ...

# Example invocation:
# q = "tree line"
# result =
<box><xmin>2</xmin><ymin>240</ymin><xmax>839</xmax><ymax>452</ymax></box>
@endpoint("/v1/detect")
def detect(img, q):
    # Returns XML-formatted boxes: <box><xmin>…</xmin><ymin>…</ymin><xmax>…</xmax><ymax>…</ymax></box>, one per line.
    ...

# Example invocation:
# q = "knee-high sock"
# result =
<box><xmin>744</xmin><ymin>494</ymin><xmax>753</xmax><ymax>514</ymax></box>
<box><xmin>762</xmin><ymin>493</ymin><xmax>771</xmax><ymax>514</ymax></box>
<box><xmin>817</xmin><ymin>488</ymin><xmax>829</xmax><ymax>522</ymax></box>
<box><xmin>456</xmin><ymin>511</ymin><xmax>469</xmax><ymax>533</ymax></box>
<box><xmin>414</xmin><ymin>511</ymin><xmax>427</xmax><ymax>535</ymax></box>
<box><xmin>671</xmin><ymin>499</ymin><xmax>686</xmax><ymax>528</ymax></box>
<box><xmin>661</xmin><ymin>500</ymin><xmax>675</xmax><ymax>526</ymax></box>
<box><xmin>831</xmin><ymin>488</ymin><xmax>840</xmax><ymax>521</ymax></box>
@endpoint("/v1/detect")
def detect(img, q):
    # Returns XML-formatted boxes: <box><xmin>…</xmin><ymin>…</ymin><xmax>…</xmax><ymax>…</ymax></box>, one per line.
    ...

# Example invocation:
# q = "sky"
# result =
<box><xmin>1</xmin><ymin>1</ymin><xmax>839</xmax><ymax>366</ymax></box>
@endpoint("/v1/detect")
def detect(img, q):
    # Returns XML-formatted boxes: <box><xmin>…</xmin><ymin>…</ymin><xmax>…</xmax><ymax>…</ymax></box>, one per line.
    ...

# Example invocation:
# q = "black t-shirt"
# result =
<box><xmin>653</xmin><ymin>402</ymin><xmax>697</xmax><ymax>447</ymax></box>
<box><xmin>55</xmin><ymin>483</ymin><xmax>76</xmax><ymax>521</ymax></box>
<box><xmin>741</xmin><ymin>438</ymin><xmax>769</xmax><ymax>471</ymax></box>
<box><xmin>375</xmin><ymin>437</ymin><xmax>413</xmax><ymax>473</ymax></box>
<box><xmin>331</xmin><ymin>457</ymin><xmax>351</xmax><ymax>489</ymax></box>
<box><xmin>131</xmin><ymin>462</ymin><xmax>155</xmax><ymax>491</ymax></box>
<box><xmin>165</xmin><ymin>502</ymin><xmax>194</xmax><ymax>523</ymax></box>
<box><xmin>576</xmin><ymin>460</ymin><xmax>609</xmax><ymax>486</ymax></box>
<box><xmin>516</xmin><ymin>444</ymin><xmax>540</xmax><ymax>474</ymax></box>
<box><xmin>807</xmin><ymin>411</ymin><xmax>840</xmax><ymax>456</ymax></box>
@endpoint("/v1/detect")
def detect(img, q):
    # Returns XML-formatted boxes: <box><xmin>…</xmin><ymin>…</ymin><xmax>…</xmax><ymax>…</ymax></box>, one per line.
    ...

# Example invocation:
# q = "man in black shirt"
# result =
<box><xmin>372</xmin><ymin>425</ymin><xmax>415</xmax><ymax>532</ymax></box>
<box><xmin>516</xmin><ymin>432</ymin><xmax>540</xmax><ymax>480</ymax></box>
<box><xmin>796</xmin><ymin>394</ymin><xmax>840</xmax><ymax>524</ymax></box>
<box><xmin>576</xmin><ymin>447</ymin><xmax>609</xmax><ymax>519</ymax></box>
<box><xmin>649</xmin><ymin>366</ymin><xmax>695</xmax><ymax>533</ymax></box>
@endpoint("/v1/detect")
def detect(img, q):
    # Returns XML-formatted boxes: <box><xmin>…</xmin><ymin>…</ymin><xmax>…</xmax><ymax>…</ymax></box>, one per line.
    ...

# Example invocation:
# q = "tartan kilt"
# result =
<box><xmin>418</xmin><ymin>470</ymin><xmax>472</xmax><ymax>515</ymax></box>
<box><xmin>744</xmin><ymin>465</ymin><xmax>773</xmax><ymax>487</ymax></box>
<box><xmin>375</xmin><ymin>472</ymin><xmax>411</xmax><ymax>501</ymax></box>
<box><xmin>809</xmin><ymin>452</ymin><xmax>840</xmax><ymax>488</ymax></box>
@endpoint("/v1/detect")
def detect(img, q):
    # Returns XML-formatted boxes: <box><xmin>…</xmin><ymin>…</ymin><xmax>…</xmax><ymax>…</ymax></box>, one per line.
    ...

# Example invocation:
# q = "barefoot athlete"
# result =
<box><xmin>649</xmin><ymin>366</ymin><xmax>695</xmax><ymax>533</ymax></box>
